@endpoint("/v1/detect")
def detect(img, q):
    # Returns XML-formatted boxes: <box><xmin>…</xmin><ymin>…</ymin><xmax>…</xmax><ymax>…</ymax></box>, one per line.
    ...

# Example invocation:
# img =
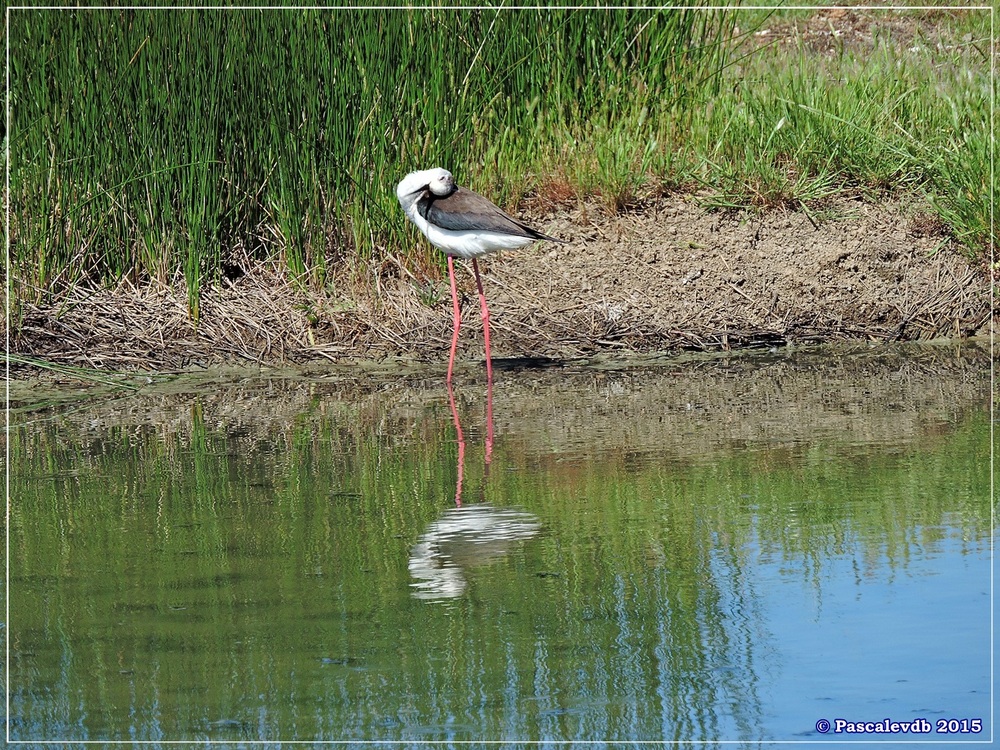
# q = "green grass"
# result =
<box><xmin>7</xmin><ymin>6</ymin><xmax>994</xmax><ymax>326</ymax></box>
<box><xmin>679</xmin><ymin>7</ymin><xmax>995</xmax><ymax>252</ymax></box>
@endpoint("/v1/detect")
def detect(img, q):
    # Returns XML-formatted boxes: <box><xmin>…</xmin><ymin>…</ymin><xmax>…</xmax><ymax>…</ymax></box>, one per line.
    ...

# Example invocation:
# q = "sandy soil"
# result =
<box><xmin>11</xmin><ymin>194</ymin><xmax>993</xmax><ymax>371</ymax></box>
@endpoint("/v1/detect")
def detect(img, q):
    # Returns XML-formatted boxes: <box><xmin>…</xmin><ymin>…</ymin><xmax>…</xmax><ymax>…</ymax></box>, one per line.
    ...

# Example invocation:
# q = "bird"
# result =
<box><xmin>396</xmin><ymin>167</ymin><xmax>562</xmax><ymax>382</ymax></box>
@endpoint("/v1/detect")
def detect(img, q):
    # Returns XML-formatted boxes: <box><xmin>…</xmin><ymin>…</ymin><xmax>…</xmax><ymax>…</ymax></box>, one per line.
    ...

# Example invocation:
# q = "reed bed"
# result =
<box><xmin>9</xmin><ymin>7</ymin><xmax>731</xmax><ymax>321</ymax></box>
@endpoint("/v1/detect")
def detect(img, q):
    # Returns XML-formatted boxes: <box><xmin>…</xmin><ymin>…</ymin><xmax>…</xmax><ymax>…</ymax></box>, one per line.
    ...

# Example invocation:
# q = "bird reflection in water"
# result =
<box><xmin>409</xmin><ymin>378</ymin><xmax>540</xmax><ymax>601</ymax></box>
<box><xmin>446</xmin><ymin>377</ymin><xmax>494</xmax><ymax>507</ymax></box>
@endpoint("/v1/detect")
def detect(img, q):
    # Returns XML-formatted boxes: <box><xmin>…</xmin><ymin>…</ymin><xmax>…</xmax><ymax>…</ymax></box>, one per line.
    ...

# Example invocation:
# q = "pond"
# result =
<box><xmin>7</xmin><ymin>342</ymin><xmax>993</xmax><ymax>746</ymax></box>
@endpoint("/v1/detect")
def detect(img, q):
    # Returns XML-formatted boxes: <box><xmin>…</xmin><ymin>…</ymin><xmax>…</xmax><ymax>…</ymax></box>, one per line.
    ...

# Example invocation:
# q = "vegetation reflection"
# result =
<box><xmin>9</xmin><ymin>347</ymin><xmax>991</xmax><ymax>742</ymax></box>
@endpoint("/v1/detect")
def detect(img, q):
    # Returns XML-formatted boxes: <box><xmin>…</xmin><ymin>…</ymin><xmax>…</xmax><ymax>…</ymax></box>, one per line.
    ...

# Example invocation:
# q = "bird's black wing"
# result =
<box><xmin>421</xmin><ymin>187</ymin><xmax>560</xmax><ymax>242</ymax></box>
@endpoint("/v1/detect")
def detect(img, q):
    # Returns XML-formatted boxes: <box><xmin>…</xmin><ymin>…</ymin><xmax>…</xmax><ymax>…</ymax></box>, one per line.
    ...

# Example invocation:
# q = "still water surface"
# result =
<box><xmin>8</xmin><ymin>344</ymin><xmax>993</xmax><ymax>745</ymax></box>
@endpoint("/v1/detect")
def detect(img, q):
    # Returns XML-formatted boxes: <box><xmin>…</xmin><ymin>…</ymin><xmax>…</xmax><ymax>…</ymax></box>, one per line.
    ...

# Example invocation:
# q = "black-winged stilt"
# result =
<box><xmin>396</xmin><ymin>167</ymin><xmax>562</xmax><ymax>382</ymax></box>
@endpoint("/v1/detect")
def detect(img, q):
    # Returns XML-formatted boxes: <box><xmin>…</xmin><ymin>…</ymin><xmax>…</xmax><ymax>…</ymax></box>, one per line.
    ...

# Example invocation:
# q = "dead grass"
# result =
<box><xmin>10</xmin><ymin>195</ymin><xmax>994</xmax><ymax>373</ymax></box>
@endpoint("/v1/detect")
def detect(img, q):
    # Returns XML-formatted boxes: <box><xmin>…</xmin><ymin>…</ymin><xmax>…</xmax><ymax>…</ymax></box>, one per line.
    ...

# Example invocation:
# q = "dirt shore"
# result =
<box><xmin>11</xmin><ymin>195</ymin><xmax>994</xmax><ymax>372</ymax></box>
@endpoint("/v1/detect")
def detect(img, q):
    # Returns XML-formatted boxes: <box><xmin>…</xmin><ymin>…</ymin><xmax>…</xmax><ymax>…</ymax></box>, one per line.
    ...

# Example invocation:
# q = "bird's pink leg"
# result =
<box><xmin>446</xmin><ymin>377</ymin><xmax>465</xmax><ymax>507</ymax></box>
<box><xmin>471</xmin><ymin>259</ymin><xmax>493</xmax><ymax>383</ymax></box>
<box><xmin>447</xmin><ymin>255</ymin><xmax>461</xmax><ymax>384</ymax></box>
<box><xmin>484</xmin><ymin>376</ymin><xmax>494</xmax><ymax>469</ymax></box>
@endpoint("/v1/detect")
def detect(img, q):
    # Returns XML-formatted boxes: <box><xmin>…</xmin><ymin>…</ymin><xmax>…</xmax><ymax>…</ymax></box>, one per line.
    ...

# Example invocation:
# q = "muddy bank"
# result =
<box><xmin>11</xmin><ymin>196</ymin><xmax>994</xmax><ymax>371</ymax></box>
<box><xmin>10</xmin><ymin>342</ymin><xmax>990</xmax><ymax>465</ymax></box>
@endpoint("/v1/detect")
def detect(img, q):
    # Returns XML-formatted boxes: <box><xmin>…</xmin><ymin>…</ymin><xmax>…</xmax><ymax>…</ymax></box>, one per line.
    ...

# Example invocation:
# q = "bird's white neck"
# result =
<box><xmin>396</xmin><ymin>188</ymin><xmax>429</xmax><ymax>237</ymax></box>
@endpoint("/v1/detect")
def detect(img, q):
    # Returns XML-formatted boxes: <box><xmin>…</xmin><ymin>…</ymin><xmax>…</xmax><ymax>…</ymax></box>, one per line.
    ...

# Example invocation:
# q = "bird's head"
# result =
<box><xmin>396</xmin><ymin>168</ymin><xmax>457</xmax><ymax>207</ymax></box>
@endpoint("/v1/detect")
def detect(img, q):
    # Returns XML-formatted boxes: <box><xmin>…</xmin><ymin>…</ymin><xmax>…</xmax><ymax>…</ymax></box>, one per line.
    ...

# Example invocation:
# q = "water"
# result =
<box><xmin>7</xmin><ymin>343</ymin><xmax>993</xmax><ymax>746</ymax></box>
